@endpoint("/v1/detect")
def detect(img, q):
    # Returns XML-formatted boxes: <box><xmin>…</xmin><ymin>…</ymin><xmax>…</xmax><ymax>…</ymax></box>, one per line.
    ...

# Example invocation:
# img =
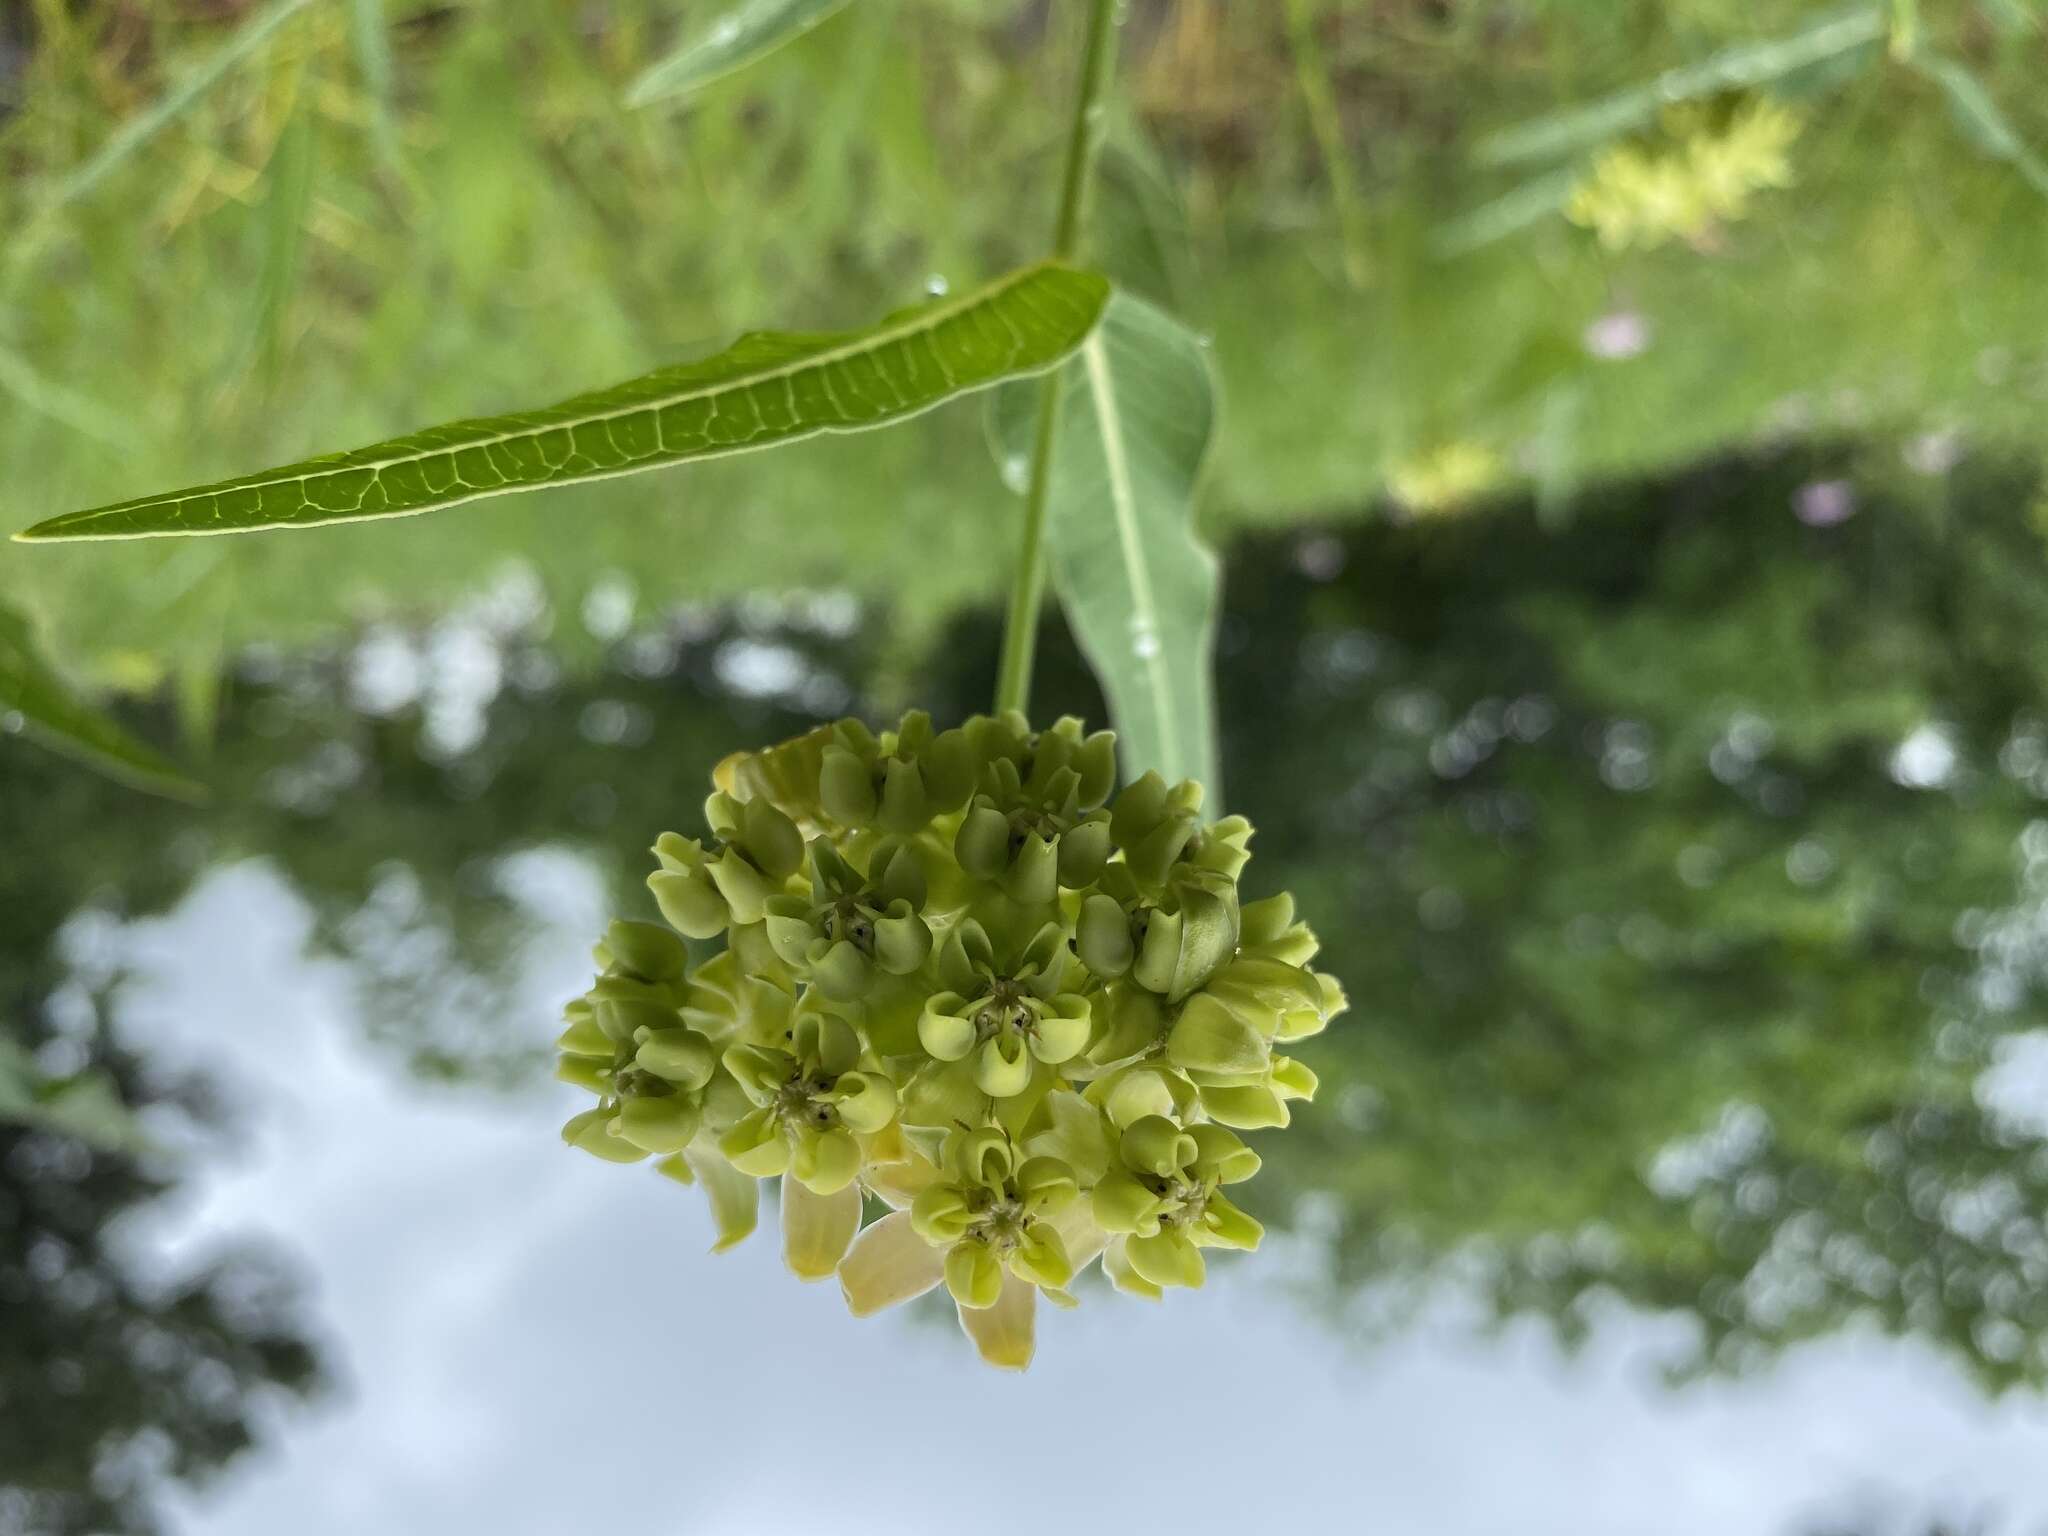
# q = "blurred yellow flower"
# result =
<box><xmin>1566</xmin><ymin>99</ymin><xmax>1804</xmax><ymax>250</ymax></box>
<box><xmin>1389</xmin><ymin>440</ymin><xmax>1505</xmax><ymax>515</ymax></box>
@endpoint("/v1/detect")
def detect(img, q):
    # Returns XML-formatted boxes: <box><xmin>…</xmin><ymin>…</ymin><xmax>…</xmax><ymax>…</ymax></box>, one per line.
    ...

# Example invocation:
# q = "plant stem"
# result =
<box><xmin>1285</xmin><ymin>0</ymin><xmax>1370</xmax><ymax>289</ymax></box>
<box><xmin>993</xmin><ymin>0</ymin><xmax>1122</xmax><ymax>718</ymax></box>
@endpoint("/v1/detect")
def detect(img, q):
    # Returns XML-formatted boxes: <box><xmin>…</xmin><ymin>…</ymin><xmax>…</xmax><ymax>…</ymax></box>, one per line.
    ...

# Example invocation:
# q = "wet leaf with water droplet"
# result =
<box><xmin>987</xmin><ymin>293</ymin><xmax>1221</xmax><ymax>796</ymax></box>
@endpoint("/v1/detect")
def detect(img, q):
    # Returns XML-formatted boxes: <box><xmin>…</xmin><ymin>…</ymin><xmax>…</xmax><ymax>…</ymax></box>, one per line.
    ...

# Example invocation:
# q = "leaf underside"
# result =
<box><xmin>626</xmin><ymin>0</ymin><xmax>856</xmax><ymax>108</ymax></box>
<box><xmin>0</xmin><ymin>605</ymin><xmax>201</xmax><ymax>798</ymax></box>
<box><xmin>16</xmin><ymin>262</ymin><xmax>1111</xmax><ymax>543</ymax></box>
<box><xmin>991</xmin><ymin>291</ymin><xmax>1222</xmax><ymax>796</ymax></box>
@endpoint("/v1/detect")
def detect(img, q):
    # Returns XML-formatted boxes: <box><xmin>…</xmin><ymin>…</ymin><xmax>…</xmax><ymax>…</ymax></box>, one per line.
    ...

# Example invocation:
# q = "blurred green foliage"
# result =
<box><xmin>11</xmin><ymin>441</ymin><xmax>2048</xmax><ymax>1392</ymax></box>
<box><xmin>0</xmin><ymin>0</ymin><xmax>2042</xmax><ymax>691</ymax></box>
<box><xmin>0</xmin><ymin>742</ymin><xmax>321</xmax><ymax>1536</ymax></box>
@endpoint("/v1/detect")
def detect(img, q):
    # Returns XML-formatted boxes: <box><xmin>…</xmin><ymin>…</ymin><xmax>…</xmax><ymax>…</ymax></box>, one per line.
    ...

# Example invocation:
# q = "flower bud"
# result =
<box><xmin>1009</xmin><ymin>1220</ymin><xmax>1073</xmax><ymax>1290</ymax></box>
<box><xmin>603</xmin><ymin>919</ymin><xmax>688</xmax><ymax>983</ymax></box>
<box><xmin>1119</xmin><ymin>1115</ymin><xmax>1199</xmax><ymax>1180</ymax></box>
<box><xmin>648</xmin><ymin>868</ymin><xmax>727</xmax><ymax>940</ymax></box>
<box><xmin>1125</xmin><ymin>1229</ymin><xmax>1206</xmax><ymax>1289</ymax></box>
<box><xmin>1130</xmin><ymin>875</ymin><xmax>1239</xmax><ymax>1004</ymax></box>
<box><xmin>555</xmin><ymin>1056</ymin><xmax>608</xmax><ymax>1093</ymax></box>
<box><xmin>911</xmin><ymin>1183</ymin><xmax>974</xmax><ymax>1244</ymax></box>
<box><xmin>556</xmin><ymin>1010</ymin><xmax>612</xmax><ymax>1059</ymax></box>
<box><xmin>872</xmin><ymin>901</ymin><xmax>932</xmax><ymax>975</ymax></box>
<box><xmin>954</xmin><ymin>804</ymin><xmax>1011</xmax><ymax>881</ymax></box>
<box><xmin>1057</xmin><ymin>816</ymin><xmax>1112</xmax><ymax>888</ymax></box>
<box><xmin>719</xmin><ymin>1107</ymin><xmax>791</xmax><ymax>1176</ymax></box>
<box><xmin>1092</xmin><ymin>1168</ymin><xmax>1168</xmax><ymax>1235</ymax></box>
<box><xmin>790</xmin><ymin>1125</ymin><xmax>862</xmax><ymax>1194</ymax></box>
<box><xmin>1077</xmin><ymin>893</ymin><xmax>1135</xmax><ymax>979</ymax></box>
<box><xmin>1028</xmin><ymin>996</ymin><xmax>1091</xmax><ymax>1065</ymax></box>
<box><xmin>819</xmin><ymin>743</ymin><xmax>879</xmax><ymax>825</ymax></box>
<box><xmin>954</xmin><ymin>1125</ymin><xmax>1017</xmax><ymax>1190</ymax></box>
<box><xmin>945</xmin><ymin>1240</ymin><xmax>1005</xmax><ymax>1310</ymax></box>
<box><xmin>1188</xmin><ymin>1123</ymin><xmax>1261</xmax><ymax>1184</ymax></box>
<box><xmin>563</xmin><ymin>1107</ymin><xmax>650</xmax><ymax>1164</ymax></box>
<box><xmin>635</xmin><ymin>1028</ymin><xmax>717</xmax><ymax>1088</ymax></box>
<box><xmin>1014</xmin><ymin>1156</ymin><xmax>1079</xmax><ymax>1214</ymax></box>
<box><xmin>615</xmin><ymin>1093</ymin><xmax>702</xmax><ymax>1154</ymax></box>
<box><xmin>1196</xmin><ymin>1191</ymin><xmax>1263</xmax><ymax>1251</ymax></box>
<box><xmin>822</xmin><ymin>1069</ymin><xmax>897</xmax><ymax>1133</ymax></box>
<box><xmin>1166</xmin><ymin>993</ymin><xmax>1271</xmax><ymax>1080</ymax></box>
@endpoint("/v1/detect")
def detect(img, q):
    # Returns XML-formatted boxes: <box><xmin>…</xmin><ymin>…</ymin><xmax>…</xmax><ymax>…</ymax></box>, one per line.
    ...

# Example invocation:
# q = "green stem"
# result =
<box><xmin>1285</xmin><ymin>0</ymin><xmax>1370</xmax><ymax>289</ymax></box>
<box><xmin>993</xmin><ymin>0</ymin><xmax>1122</xmax><ymax>718</ymax></box>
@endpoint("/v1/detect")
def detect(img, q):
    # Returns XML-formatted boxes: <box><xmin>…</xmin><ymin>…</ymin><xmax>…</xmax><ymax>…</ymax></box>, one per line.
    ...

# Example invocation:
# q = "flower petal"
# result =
<box><xmin>682</xmin><ymin>1147</ymin><xmax>760</xmax><ymax>1252</ymax></box>
<box><xmin>838</xmin><ymin>1211</ymin><xmax>947</xmax><ymax>1317</ymax></box>
<box><xmin>782</xmin><ymin>1178</ymin><xmax>863</xmax><ymax>1281</ymax></box>
<box><xmin>957</xmin><ymin>1271</ymin><xmax>1037</xmax><ymax>1371</ymax></box>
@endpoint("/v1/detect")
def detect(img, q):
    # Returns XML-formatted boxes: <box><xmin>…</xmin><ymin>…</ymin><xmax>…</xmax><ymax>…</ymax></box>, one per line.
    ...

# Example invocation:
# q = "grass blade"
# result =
<box><xmin>349</xmin><ymin>0</ymin><xmax>406</xmax><ymax>176</ymax></box>
<box><xmin>1474</xmin><ymin>3</ymin><xmax>1884</xmax><ymax>168</ymax></box>
<box><xmin>14</xmin><ymin>262</ymin><xmax>1111</xmax><ymax>543</ymax></box>
<box><xmin>1914</xmin><ymin>53</ymin><xmax>2048</xmax><ymax>199</ymax></box>
<box><xmin>989</xmin><ymin>292</ymin><xmax>1222</xmax><ymax>793</ymax></box>
<box><xmin>0</xmin><ymin>605</ymin><xmax>201</xmax><ymax>798</ymax></box>
<box><xmin>626</xmin><ymin>0</ymin><xmax>856</xmax><ymax>109</ymax></box>
<box><xmin>42</xmin><ymin>0</ymin><xmax>315</xmax><ymax>213</ymax></box>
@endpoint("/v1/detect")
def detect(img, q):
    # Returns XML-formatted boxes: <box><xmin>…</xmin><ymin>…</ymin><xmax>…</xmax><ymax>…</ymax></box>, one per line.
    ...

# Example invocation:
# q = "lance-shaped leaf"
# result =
<box><xmin>990</xmin><ymin>292</ymin><xmax>1221</xmax><ymax>794</ymax></box>
<box><xmin>0</xmin><ymin>605</ymin><xmax>201</xmax><ymax>799</ymax></box>
<box><xmin>1913</xmin><ymin>53</ymin><xmax>2048</xmax><ymax>200</ymax></box>
<box><xmin>42</xmin><ymin>0</ymin><xmax>317</xmax><ymax>215</ymax></box>
<box><xmin>626</xmin><ymin>0</ymin><xmax>857</xmax><ymax>108</ymax></box>
<box><xmin>15</xmin><ymin>263</ymin><xmax>1111</xmax><ymax>543</ymax></box>
<box><xmin>1473</xmin><ymin>3</ymin><xmax>1884</xmax><ymax>168</ymax></box>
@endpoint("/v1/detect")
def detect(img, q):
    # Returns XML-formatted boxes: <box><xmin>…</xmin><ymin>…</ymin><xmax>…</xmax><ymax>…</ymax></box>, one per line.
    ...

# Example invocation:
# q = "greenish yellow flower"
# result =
<box><xmin>719</xmin><ymin>1010</ymin><xmax>899</xmax><ymax>1193</ymax></box>
<box><xmin>554</xmin><ymin>710</ymin><xmax>1350</xmax><ymax>1368</ymax></box>
<box><xmin>817</xmin><ymin>709</ymin><xmax>978</xmax><ymax>833</ymax></box>
<box><xmin>1566</xmin><ymin>97</ymin><xmax>1803</xmax><ymax>251</ymax></box>
<box><xmin>646</xmin><ymin>791</ymin><xmax>805</xmax><ymax>938</ymax></box>
<box><xmin>762</xmin><ymin>838</ymin><xmax>932</xmax><ymax>1000</ymax></box>
<box><xmin>556</xmin><ymin>921</ymin><xmax>727</xmax><ymax>1160</ymax></box>
<box><xmin>953</xmin><ymin>714</ymin><xmax>1116</xmax><ymax>902</ymax></box>
<box><xmin>906</xmin><ymin>916</ymin><xmax>1091</xmax><ymax>1115</ymax></box>
<box><xmin>1388</xmin><ymin>440</ymin><xmax>1505</xmax><ymax>516</ymax></box>
<box><xmin>1092</xmin><ymin>1114</ymin><xmax>1263</xmax><ymax>1295</ymax></box>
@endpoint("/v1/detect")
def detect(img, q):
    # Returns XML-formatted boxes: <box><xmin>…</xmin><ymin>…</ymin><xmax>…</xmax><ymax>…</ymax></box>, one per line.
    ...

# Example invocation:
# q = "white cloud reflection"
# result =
<box><xmin>90</xmin><ymin>866</ymin><xmax>2048</xmax><ymax>1536</ymax></box>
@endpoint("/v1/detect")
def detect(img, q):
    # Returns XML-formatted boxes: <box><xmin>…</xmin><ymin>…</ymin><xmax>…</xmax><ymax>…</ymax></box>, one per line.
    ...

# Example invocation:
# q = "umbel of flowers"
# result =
<box><xmin>556</xmin><ymin>711</ymin><xmax>1346</xmax><ymax>1368</ymax></box>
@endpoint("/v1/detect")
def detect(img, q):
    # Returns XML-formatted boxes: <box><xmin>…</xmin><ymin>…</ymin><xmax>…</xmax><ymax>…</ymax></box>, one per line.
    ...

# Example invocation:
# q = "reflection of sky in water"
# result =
<box><xmin>102</xmin><ymin>864</ymin><xmax>2048</xmax><ymax>1536</ymax></box>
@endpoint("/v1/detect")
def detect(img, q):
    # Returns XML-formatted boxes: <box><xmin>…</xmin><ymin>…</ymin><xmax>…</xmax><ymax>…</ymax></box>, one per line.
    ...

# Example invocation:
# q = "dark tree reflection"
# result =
<box><xmin>0</xmin><ymin>750</ymin><xmax>320</xmax><ymax>1536</ymax></box>
<box><xmin>8</xmin><ymin>442</ymin><xmax>2048</xmax><ymax>1423</ymax></box>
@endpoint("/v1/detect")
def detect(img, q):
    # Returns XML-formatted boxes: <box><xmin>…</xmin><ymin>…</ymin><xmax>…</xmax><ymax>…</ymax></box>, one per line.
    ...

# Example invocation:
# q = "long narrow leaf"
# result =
<box><xmin>990</xmin><ymin>293</ymin><xmax>1222</xmax><ymax>794</ymax></box>
<box><xmin>43</xmin><ymin>0</ymin><xmax>316</xmax><ymax>213</ymax></box>
<box><xmin>1475</xmin><ymin>3</ymin><xmax>1884</xmax><ymax>167</ymax></box>
<box><xmin>0</xmin><ymin>605</ymin><xmax>201</xmax><ymax>798</ymax></box>
<box><xmin>15</xmin><ymin>263</ymin><xmax>1111</xmax><ymax>542</ymax></box>
<box><xmin>1914</xmin><ymin>54</ymin><xmax>2048</xmax><ymax>199</ymax></box>
<box><xmin>626</xmin><ymin>0</ymin><xmax>856</xmax><ymax>109</ymax></box>
<box><xmin>349</xmin><ymin>0</ymin><xmax>406</xmax><ymax>176</ymax></box>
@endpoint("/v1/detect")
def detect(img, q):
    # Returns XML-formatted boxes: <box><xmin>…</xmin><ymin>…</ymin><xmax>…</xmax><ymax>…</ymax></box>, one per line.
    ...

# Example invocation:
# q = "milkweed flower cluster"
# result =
<box><xmin>1566</xmin><ymin>97</ymin><xmax>1803</xmax><ymax>251</ymax></box>
<box><xmin>555</xmin><ymin>712</ymin><xmax>1346</xmax><ymax>1368</ymax></box>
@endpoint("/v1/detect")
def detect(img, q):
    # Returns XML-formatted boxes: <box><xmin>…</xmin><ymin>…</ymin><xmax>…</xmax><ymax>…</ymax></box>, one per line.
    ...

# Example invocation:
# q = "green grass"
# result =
<box><xmin>0</xmin><ymin>0</ymin><xmax>2044</xmax><ymax>680</ymax></box>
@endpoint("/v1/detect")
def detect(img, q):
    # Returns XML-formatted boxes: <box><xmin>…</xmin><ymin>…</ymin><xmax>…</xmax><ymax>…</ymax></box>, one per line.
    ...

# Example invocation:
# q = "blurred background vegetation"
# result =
<box><xmin>5</xmin><ymin>1</ymin><xmax>2048</xmax><ymax>1530</ymax></box>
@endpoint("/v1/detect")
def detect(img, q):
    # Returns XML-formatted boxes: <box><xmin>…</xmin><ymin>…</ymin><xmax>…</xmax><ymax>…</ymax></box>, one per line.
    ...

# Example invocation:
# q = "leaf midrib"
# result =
<box><xmin>1081</xmin><ymin>329</ymin><xmax>1178</xmax><ymax>768</ymax></box>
